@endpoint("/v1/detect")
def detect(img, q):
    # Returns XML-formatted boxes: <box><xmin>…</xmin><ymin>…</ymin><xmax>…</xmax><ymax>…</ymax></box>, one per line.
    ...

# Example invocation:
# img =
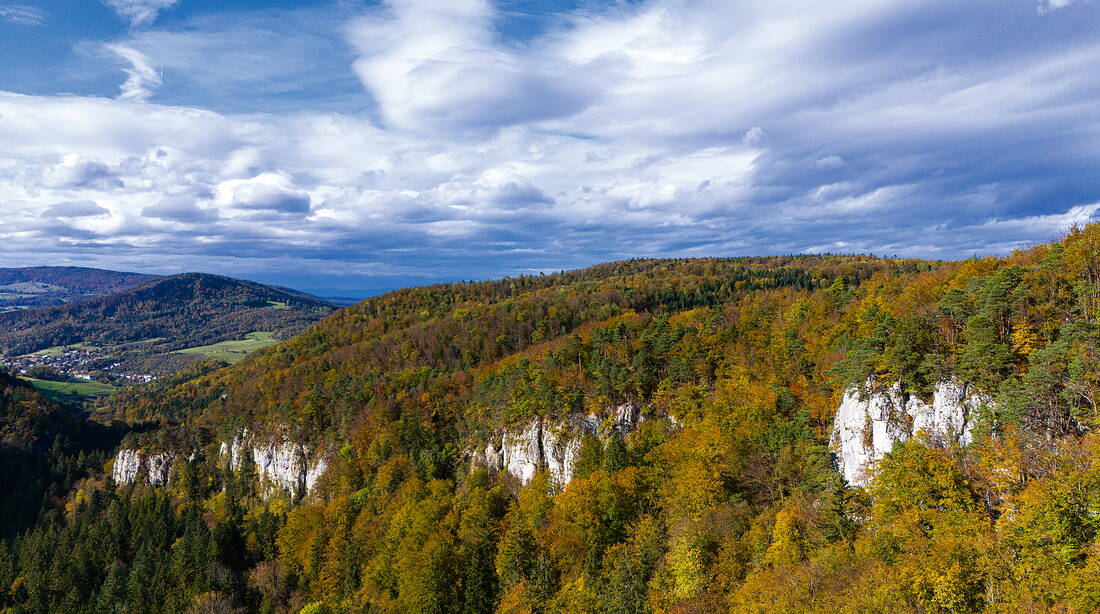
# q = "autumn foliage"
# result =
<box><xmin>4</xmin><ymin>226</ymin><xmax>1100</xmax><ymax>613</ymax></box>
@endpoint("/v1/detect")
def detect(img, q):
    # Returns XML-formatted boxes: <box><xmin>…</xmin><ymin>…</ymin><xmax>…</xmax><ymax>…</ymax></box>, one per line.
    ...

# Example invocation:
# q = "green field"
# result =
<box><xmin>30</xmin><ymin>343</ymin><xmax>100</xmax><ymax>357</ymax></box>
<box><xmin>29</xmin><ymin>337</ymin><xmax>167</xmax><ymax>357</ymax></box>
<box><xmin>174</xmin><ymin>331</ymin><xmax>279</xmax><ymax>363</ymax></box>
<box><xmin>21</xmin><ymin>377</ymin><xmax>117</xmax><ymax>403</ymax></box>
<box><xmin>266</xmin><ymin>300</ymin><xmax>290</xmax><ymax>310</ymax></box>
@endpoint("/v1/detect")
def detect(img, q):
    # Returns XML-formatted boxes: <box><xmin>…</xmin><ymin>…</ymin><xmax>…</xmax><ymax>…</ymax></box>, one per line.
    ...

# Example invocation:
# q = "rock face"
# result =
<box><xmin>220</xmin><ymin>430</ymin><xmax>328</xmax><ymax>497</ymax></box>
<box><xmin>112</xmin><ymin>429</ymin><xmax>328</xmax><ymax>497</ymax></box>
<box><xmin>111</xmin><ymin>449</ymin><xmax>175</xmax><ymax>486</ymax></box>
<box><xmin>831</xmin><ymin>380</ymin><xmax>993</xmax><ymax>486</ymax></box>
<box><xmin>481</xmin><ymin>403</ymin><xmax>662</xmax><ymax>488</ymax></box>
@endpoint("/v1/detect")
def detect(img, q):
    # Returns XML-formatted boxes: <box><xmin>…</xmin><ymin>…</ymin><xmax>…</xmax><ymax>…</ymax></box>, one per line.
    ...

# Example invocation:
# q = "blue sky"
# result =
<box><xmin>1</xmin><ymin>0</ymin><xmax>1098</xmax><ymax>296</ymax></box>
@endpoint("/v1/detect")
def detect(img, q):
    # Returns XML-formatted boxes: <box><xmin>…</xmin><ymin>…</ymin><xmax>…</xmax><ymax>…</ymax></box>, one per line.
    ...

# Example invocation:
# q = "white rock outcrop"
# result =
<box><xmin>220</xmin><ymin>430</ymin><xmax>328</xmax><ymax>497</ymax></box>
<box><xmin>480</xmin><ymin>403</ymin><xmax>667</xmax><ymax>488</ymax></box>
<box><xmin>111</xmin><ymin>449</ymin><xmax>175</xmax><ymax>486</ymax></box>
<box><xmin>831</xmin><ymin>380</ymin><xmax>993</xmax><ymax>486</ymax></box>
<box><xmin>113</xmin><ymin>430</ymin><xmax>328</xmax><ymax>497</ymax></box>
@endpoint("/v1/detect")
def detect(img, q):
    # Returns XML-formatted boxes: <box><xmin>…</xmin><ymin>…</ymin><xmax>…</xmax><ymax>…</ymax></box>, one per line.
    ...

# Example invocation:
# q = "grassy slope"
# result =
<box><xmin>174</xmin><ymin>331</ymin><xmax>279</xmax><ymax>363</ymax></box>
<box><xmin>20</xmin><ymin>377</ymin><xmax>117</xmax><ymax>404</ymax></box>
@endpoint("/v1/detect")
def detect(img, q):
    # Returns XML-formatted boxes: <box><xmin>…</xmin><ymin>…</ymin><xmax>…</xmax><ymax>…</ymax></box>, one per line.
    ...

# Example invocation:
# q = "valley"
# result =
<box><xmin>4</xmin><ymin>1</ymin><xmax>1091</xmax><ymax>611</ymax></box>
<box><xmin>0</xmin><ymin>269</ymin><xmax>337</xmax><ymax>403</ymax></box>
<box><xmin>2</xmin><ymin>227</ymin><xmax>1100</xmax><ymax>613</ymax></box>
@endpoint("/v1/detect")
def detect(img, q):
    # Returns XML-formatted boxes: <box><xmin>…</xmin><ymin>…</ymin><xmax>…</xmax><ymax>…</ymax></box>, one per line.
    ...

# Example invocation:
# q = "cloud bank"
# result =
<box><xmin>1</xmin><ymin>0</ymin><xmax>1099</xmax><ymax>288</ymax></box>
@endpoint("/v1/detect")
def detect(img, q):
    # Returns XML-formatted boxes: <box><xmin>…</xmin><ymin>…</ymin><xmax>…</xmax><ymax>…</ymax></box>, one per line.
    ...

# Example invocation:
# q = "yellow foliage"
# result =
<box><xmin>1011</xmin><ymin>322</ymin><xmax>1041</xmax><ymax>358</ymax></box>
<box><xmin>496</xmin><ymin>582</ymin><xmax>534</xmax><ymax>614</ymax></box>
<box><xmin>763</xmin><ymin>508</ymin><xmax>803</xmax><ymax>567</ymax></box>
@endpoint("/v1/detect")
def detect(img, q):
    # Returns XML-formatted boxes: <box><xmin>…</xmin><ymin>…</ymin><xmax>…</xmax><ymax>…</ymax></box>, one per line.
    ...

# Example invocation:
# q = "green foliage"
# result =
<box><xmin>0</xmin><ymin>266</ymin><xmax>158</xmax><ymax>311</ymax></box>
<box><xmin>0</xmin><ymin>273</ymin><xmax>334</xmax><ymax>375</ymax></box>
<box><xmin>5</xmin><ymin>227</ymin><xmax>1100</xmax><ymax>613</ymax></box>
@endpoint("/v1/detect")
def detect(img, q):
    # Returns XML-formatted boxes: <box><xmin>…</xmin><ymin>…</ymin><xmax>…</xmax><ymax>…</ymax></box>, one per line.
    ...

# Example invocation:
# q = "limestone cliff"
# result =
<box><xmin>111</xmin><ymin>429</ymin><xmax>327</xmax><ymax>497</ymax></box>
<box><xmin>220</xmin><ymin>430</ymin><xmax>328</xmax><ymax>497</ymax></box>
<box><xmin>111</xmin><ymin>448</ymin><xmax>175</xmax><ymax>486</ymax></box>
<box><xmin>480</xmin><ymin>403</ymin><xmax>671</xmax><ymax>488</ymax></box>
<box><xmin>831</xmin><ymin>380</ymin><xmax>993</xmax><ymax>486</ymax></box>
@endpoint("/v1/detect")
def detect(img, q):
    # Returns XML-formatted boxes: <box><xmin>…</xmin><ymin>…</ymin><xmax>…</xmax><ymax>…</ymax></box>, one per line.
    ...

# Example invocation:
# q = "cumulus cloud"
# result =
<box><xmin>2</xmin><ymin>0</ymin><xmax>1100</xmax><ymax>285</ymax></box>
<box><xmin>347</xmin><ymin>0</ymin><xmax>598</xmax><ymax>132</ymax></box>
<box><xmin>0</xmin><ymin>5</ymin><xmax>46</xmax><ymax>25</ymax></box>
<box><xmin>106</xmin><ymin>44</ymin><xmax>161</xmax><ymax>102</ymax></box>
<box><xmin>102</xmin><ymin>0</ymin><xmax>178</xmax><ymax>27</ymax></box>
<box><xmin>214</xmin><ymin>173</ymin><xmax>311</xmax><ymax>215</ymax></box>
<box><xmin>43</xmin><ymin>200</ymin><xmax>110</xmax><ymax>218</ymax></box>
<box><xmin>41</xmin><ymin>154</ymin><xmax>121</xmax><ymax>189</ymax></box>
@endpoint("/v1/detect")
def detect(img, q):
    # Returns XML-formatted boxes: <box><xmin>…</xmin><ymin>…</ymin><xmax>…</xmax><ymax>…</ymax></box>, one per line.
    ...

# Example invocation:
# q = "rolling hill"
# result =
<box><xmin>0</xmin><ymin>266</ymin><xmax>160</xmax><ymax>312</ymax></box>
<box><xmin>0</xmin><ymin>273</ymin><xmax>337</xmax><ymax>377</ymax></box>
<box><xmin>4</xmin><ymin>226</ymin><xmax>1100</xmax><ymax>613</ymax></box>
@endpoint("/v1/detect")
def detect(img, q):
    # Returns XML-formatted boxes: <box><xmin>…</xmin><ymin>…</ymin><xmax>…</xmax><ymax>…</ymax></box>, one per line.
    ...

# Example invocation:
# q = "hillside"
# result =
<box><xmin>0</xmin><ymin>266</ymin><xmax>160</xmax><ymax>312</ymax></box>
<box><xmin>0</xmin><ymin>371</ymin><xmax>121</xmax><ymax>538</ymax></box>
<box><xmin>3</xmin><ymin>226</ymin><xmax>1100</xmax><ymax>614</ymax></box>
<box><xmin>0</xmin><ymin>273</ymin><xmax>337</xmax><ymax>378</ymax></box>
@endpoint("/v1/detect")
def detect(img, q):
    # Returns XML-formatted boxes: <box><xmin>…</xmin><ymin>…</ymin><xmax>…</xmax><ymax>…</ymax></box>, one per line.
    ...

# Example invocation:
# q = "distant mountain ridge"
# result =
<box><xmin>0</xmin><ymin>266</ymin><xmax>160</xmax><ymax>311</ymax></box>
<box><xmin>0</xmin><ymin>272</ymin><xmax>337</xmax><ymax>376</ymax></box>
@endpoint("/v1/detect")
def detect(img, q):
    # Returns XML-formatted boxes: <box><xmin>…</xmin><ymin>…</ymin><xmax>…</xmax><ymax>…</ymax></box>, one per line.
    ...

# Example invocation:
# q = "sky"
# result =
<box><xmin>1</xmin><ymin>0</ymin><xmax>1099</xmax><ymax>296</ymax></box>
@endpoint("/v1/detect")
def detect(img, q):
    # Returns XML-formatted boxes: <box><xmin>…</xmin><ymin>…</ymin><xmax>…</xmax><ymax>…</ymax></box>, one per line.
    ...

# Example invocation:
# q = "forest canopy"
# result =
<box><xmin>3</xmin><ymin>225</ymin><xmax>1100</xmax><ymax>613</ymax></box>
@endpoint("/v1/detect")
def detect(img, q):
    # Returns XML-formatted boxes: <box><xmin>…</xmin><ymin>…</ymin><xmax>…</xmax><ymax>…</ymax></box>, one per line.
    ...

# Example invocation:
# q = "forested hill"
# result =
<box><xmin>0</xmin><ymin>266</ymin><xmax>159</xmax><ymax>311</ymax></box>
<box><xmin>5</xmin><ymin>226</ymin><xmax>1100</xmax><ymax>614</ymax></box>
<box><xmin>101</xmin><ymin>253</ymin><xmax>921</xmax><ymax>428</ymax></box>
<box><xmin>0</xmin><ymin>371</ymin><xmax>121</xmax><ymax>537</ymax></box>
<box><xmin>0</xmin><ymin>273</ymin><xmax>337</xmax><ymax>375</ymax></box>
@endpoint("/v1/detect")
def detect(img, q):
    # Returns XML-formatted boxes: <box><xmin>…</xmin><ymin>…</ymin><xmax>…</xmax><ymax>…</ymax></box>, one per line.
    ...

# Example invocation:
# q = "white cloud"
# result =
<box><xmin>743</xmin><ymin>127</ymin><xmax>766</xmax><ymax>146</ymax></box>
<box><xmin>43</xmin><ymin>200</ymin><xmax>110</xmax><ymax>218</ymax></box>
<box><xmin>1</xmin><ymin>0</ymin><xmax>1099</xmax><ymax>281</ymax></box>
<box><xmin>815</xmin><ymin>155</ymin><xmax>845</xmax><ymax>169</ymax></box>
<box><xmin>106</xmin><ymin>44</ymin><xmax>161</xmax><ymax>102</ymax></box>
<box><xmin>41</xmin><ymin>154</ymin><xmax>120</xmax><ymax>189</ymax></box>
<box><xmin>968</xmin><ymin>203</ymin><xmax>1100</xmax><ymax>236</ymax></box>
<box><xmin>347</xmin><ymin>0</ymin><xmax>599</xmax><ymax>132</ymax></box>
<box><xmin>102</xmin><ymin>0</ymin><xmax>178</xmax><ymax>27</ymax></box>
<box><xmin>109</xmin><ymin>5</ymin><xmax>366</xmax><ymax>114</ymax></box>
<box><xmin>0</xmin><ymin>5</ymin><xmax>46</xmax><ymax>25</ymax></box>
<box><xmin>214</xmin><ymin>172</ymin><xmax>311</xmax><ymax>215</ymax></box>
<box><xmin>1038</xmin><ymin>0</ymin><xmax>1088</xmax><ymax>15</ymax></box>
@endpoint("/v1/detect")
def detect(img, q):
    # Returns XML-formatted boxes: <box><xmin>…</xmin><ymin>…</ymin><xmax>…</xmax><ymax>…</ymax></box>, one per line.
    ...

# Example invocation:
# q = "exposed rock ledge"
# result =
<box><xmin>830</xmin><ymin>380</ymin><xmax>993</xmax><ymax>487</ymax></box>
<box><xmin>478</xmin><ymin>403</ymin><xmax>678</xmax><ymax>488</ymax></box>
<box><xmin>111</xmin><ymin>430</ymin><xmax>327</xmax><ymax>497</ymax></box>
<box><xmin>220</xmin><ymin>430</ymin><xmax>328</xmax><ymax>497</ymax></box>
<box><xmin>112</xmin><ymin>448</ymin><xmax>175</xmax><ymax>486</ymax></box>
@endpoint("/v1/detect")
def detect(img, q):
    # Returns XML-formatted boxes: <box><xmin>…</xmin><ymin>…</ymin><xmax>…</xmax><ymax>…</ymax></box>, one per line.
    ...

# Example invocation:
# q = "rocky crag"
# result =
<box><xmin>111</xmin><ymin>430</ymin><xmax>328</xmax><ymax>497</ymax></box>
<box><xmin>831</xmin><ymin>380</ymin><xmax>993</xmax><ymax>486</ymax></box>
<box><xmin>479</xmin><ymin>403</ymin><xmax>679</xmax><ymax>488</ymax></box>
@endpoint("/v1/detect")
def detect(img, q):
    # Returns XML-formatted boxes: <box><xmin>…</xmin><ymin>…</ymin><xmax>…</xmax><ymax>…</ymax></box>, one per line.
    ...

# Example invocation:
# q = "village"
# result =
<box><xmin>1</xmin><ymin>346</ymin><xmax>156</xmax><ymax>385</ymax></box>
